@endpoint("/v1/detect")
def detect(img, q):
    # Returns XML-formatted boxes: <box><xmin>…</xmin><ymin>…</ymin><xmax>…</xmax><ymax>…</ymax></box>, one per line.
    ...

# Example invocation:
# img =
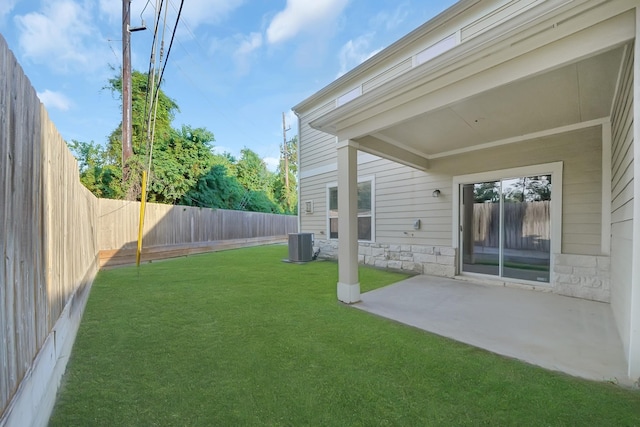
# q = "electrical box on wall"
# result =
<box><xmin>304</xmin><ymin>200</ymin><xmax>313</xmax><ymax>214</ymax></box>
<box><xmin>413</xmin><ymin>219</ymin><xmax>421</xmax><ymax>230</ymax></box>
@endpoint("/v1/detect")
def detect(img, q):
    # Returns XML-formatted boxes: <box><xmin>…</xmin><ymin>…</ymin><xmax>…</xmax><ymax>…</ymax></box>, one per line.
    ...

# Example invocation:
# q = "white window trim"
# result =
<box><xmin>326</xmin><ymin>175</ymin><xmax>375</xmax><ymax>242</ymax></box>
<box><xmin>452</xmin><ymin>162</ymin><xmax>563</xmax><ymax>283</ymax></box>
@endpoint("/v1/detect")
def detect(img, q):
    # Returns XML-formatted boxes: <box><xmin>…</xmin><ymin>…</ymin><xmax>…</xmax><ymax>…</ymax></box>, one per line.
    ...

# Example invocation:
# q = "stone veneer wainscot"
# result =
<box><xmin>316</xmin><ymin>240</ymin><xmax>611</xmax><ymax>303</ymax></box>
<box><xmin>315</xmin><ymin>240</ymin><xmax>457</xmax><ymax>277</ymax></box>
<box><xmin>553</xmin><ymin>254</ymin><xmax>611</xmax><ymax>302</ymax></box>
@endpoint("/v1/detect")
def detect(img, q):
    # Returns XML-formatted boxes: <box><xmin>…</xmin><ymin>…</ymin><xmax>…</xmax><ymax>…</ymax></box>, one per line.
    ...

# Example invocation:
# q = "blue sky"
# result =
<box><xmin>1</xmin><ymin>0</ymin><xmax>457</xmax><ymax>170</ymax></box>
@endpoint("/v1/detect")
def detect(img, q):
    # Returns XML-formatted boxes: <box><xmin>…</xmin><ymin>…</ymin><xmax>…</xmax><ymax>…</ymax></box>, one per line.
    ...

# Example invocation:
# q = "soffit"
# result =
<box><xmin>369</xmin><ymin>46</ymin><xmax>623</xmax><ymax>157</ymax></box>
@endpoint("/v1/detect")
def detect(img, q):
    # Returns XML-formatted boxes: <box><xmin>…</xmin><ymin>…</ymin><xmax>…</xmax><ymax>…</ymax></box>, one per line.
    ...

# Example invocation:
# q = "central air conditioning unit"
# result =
<box><xmin>288</xmin><ymin>233</ymin><xmax>314</xmax><ymax>262</ymax></box>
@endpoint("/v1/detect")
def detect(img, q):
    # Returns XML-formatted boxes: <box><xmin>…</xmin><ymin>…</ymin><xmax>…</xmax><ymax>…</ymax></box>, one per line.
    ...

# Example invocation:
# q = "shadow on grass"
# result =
<box><xmin>50</xmin><ymin>245</ymin><xmax>640</xmax><ymax>426</ymax></box>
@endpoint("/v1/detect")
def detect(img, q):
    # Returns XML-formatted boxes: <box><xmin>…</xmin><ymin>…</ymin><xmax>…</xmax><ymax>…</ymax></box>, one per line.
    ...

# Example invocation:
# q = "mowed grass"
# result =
<box><xmin>50</xmin><ymin>245</ymin><xmax>640</xmax><ymax>426</ymax></box>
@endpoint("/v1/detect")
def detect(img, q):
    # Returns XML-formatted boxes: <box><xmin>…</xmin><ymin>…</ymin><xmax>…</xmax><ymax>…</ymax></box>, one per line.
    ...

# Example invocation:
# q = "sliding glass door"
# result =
<box><xmin>461</xmin><ymin>175</ymin><xmax>552</xmax><ymax>283</ymax></box>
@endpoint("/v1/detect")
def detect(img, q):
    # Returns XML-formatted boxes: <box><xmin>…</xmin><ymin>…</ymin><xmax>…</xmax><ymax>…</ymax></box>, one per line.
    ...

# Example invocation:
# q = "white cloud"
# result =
<box><xmin>233</xmin><ymin>32</ymin><xmax>262</xmax><ymax>75</ymax></box>
<box><xmin>0</xmin><ymin>0</ymin><xmax>19</xmax><ymax>21</ymax></box>
<box><xmin>263</xmin><ymin>156</ymin><xmax>279</xmax><ymax>172</ymax></box>
<box><xmin>100</xmin><ymin>0</ymin><xmax>244</xmax><ymax>36</ymax></box>
<box><xmin>236</xmin><ymin>32</ymin><xmax>263</xmax><ymax>57</ymax></box>
<box><xmin>180</xmin><ymin>0</ymin><xmax>244</xmax><ymax>30</ymax></box>
<box><xmin>14</xmin><ymin>0</ymin><xmax>107</xmax><ymax>73</ymax></box>
<box><xmin>266</xmin><ymin>0</ymin><xmax>349</xmax><ymax>45</ymax></box>
<box><xmin>212</xmin><ymin>145</ymin><xmax>239</xmax><ymax>160</ymax></box>
<box><xmin>209</xmin><ymin>31</ymin><xmax>264</xmax><ymax>76</ymax></box>
<box><xmin>97</xmin><ymin>0</ymin><xmax>119</xmax><ymax>22</ymax></box>
<box><xmin>284</xmin><ymin>110</ymin><xmax>299</xmax><ymax>139</ymax></box>
<box><xmin>337</xmin><ymin>33</ymin><xmax>381</xmax><ymax>77</ymax></box>
<box><xmin>38</xmin><ymin>89</ymin><xmax>72</xmax><ymax>111</ymax></box>
<box><xmin>370</xmin><ymin>3</ymin><xmax>410</xmax><ymax>31</ymax></box>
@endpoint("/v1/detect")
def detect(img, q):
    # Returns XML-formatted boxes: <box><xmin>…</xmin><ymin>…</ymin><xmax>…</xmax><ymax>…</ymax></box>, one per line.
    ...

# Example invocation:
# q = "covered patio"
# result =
<box><xmin>299</xmin><ymin>0</ymin><xmax>640</xmax><ymax>383</ymax></box>
<box><xmin>354</xmin><ymin>275</ymin><xmax>630</xmax><ymax>385</ymax></box>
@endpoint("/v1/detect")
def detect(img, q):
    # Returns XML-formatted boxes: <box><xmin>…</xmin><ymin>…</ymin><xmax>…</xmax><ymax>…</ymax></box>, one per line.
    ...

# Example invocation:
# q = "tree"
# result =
<box><xmin>181</xmin><ymin>164</ymin><xmax>245</xmax><ymax>209</ymax></box>
<box><xmin>235</xmin><ymin>148</ymin><xmax>273</xmax><ymax>194</ymax></box>
<box><xmin>69</xmin><ymin>70</ymin><xmax>297</xmax><ymax>215</ymax></box>
<box><xmin>67</xmin><ymin>140</ymin><xmax>123</xmax><ymax>199</ymax></box>
<box><xmin>106</xmin><ymin>70</ymin><xmax>178</xmax><ymax>161</ymax></box>
<box><xmin>103</xmin><ymin>71</ymin><xmax>221</xmax><ymax>202</ymax></box>
<box><xmin>273</xmin><ymin>135</ymin><xmax>298</xmax><ymax>214</ymax></box>
<box><xmin>473</xmin><ymin>181</ymin><xmax>500</xmax><ymax>203</ymax></box>
<box><xmin>104</xmin><ymin>70</ymin><xmax>181</xmax><ymax>199</ymax></box>
<box><xmin>146</xmin><ymin>125</ymin><xmax>216</xmax><ymax>204</ymax></box>
<box><xmin>243</xmin><ymin>190</ymin><xmax>282</xmax><ymax>213</ymax></box>
<box><xmin>503</xmin><ymin>176</ymin><xmax>552</xmax><ymax>202</ymax></box>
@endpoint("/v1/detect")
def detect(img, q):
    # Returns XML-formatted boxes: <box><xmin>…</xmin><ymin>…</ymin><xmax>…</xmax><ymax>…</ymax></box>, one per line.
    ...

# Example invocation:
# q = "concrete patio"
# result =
<box><xmin>354</xmin><ymin>275</ymin><xmax>631</xmax><ymax>386</ymax></box>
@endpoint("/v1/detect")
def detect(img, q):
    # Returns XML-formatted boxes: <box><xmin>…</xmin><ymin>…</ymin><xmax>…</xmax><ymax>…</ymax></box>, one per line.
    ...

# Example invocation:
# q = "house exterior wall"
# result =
<box><xmin>300</xmin><ymin>125</ymin><xmax>606</xmax><ymax>299</ymax></box>
<box><xmin>431</xmin><ymin>127</ymin><xmax>603</xmax><ymax>256</ymax></box>
<box><xmin>294</xmin><ymin>0</ymin><xmax>638</xmax><ymax>382</ymax></box>
<box><xmin>610</xmin><ymin>43</ymin><xmax>635</xmax><ymax>357</ymax></box>
<box><xmin>299</xmin><ymin>100</ymin><xmax>337</xmax><ymax>172</ymax></box>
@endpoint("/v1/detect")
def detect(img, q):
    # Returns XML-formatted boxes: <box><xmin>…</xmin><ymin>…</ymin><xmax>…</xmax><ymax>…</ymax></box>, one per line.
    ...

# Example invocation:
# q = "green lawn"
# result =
<box><xmin>50</xmin><ymin>245</ymin><xmax>640</xmax><ymax>426</ymax></box>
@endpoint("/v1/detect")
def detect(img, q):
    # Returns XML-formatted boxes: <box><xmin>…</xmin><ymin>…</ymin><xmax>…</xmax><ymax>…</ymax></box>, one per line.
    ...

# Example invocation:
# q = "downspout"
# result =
<box><xmin>295</xmin><ymin>111</ymin><xmax>302</xmax><ymax>233</ymax></box>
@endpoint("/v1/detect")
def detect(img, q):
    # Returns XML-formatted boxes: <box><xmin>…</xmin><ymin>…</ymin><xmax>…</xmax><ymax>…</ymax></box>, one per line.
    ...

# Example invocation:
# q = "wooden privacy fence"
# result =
<box><xmin>1</xmin><ymin>34</ymin><xmax>99</xmax><ymax>425</ymax></box>
<box><xmin>98</xmin><ymin>200</ymin><xmax>298</xmax><ymax>266</ymax></box>
<box><xmin>0</xmin><ymin>33</ymin><xmax>297</xmax><ymax>425</ymax></box>
<box><xmin>473</xmin><ymin>201</ymin><xmax>551</xmax><ymax>251</ymax></box>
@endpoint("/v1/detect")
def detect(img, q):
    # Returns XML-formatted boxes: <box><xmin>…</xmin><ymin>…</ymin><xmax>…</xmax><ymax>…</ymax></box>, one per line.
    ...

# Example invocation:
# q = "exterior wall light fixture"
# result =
<box><xmin>432</xmin><ymin>189</ymin><xmax>441</xmax><ymax>198</ymax></box>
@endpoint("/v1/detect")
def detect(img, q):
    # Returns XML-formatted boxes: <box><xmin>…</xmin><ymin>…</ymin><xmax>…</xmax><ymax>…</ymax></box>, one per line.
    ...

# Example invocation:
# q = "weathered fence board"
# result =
<box><xmin>98</xmin><ymin>198</ymin><xmax>298</xmax><ymax>251</ymax></box>
<box><xmin>0</xmin><ymin>34</ymin><xmax>100</xmax><ymax>424</ymax></box>
<box><xmin>0</xmin><ymin>32</ymin><xmax>298</xmax><ymax>424</ymax></box>
<box><xmin>473</xmin><ymin>201</ymin><xmax>551</xmax><ymax>251</ymax></box>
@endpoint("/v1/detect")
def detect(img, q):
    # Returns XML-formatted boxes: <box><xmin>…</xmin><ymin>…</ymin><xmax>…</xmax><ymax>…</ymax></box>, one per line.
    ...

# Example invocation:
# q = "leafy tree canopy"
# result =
<box><xmin>68</xmin><ymin>71</ymin><xmax>297</xmax><ymax>215</ymax></box>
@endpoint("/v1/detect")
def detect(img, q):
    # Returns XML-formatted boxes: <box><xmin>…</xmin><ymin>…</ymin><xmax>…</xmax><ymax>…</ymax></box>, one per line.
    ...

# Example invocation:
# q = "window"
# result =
<box><xmin>453</xmin><ymin>162</ymin><xmax>563</xmax><ymax>285</ymax></box>
<box><xmin>328</xmin><ymin>180</ymin><xmax>373</xmax><ymax>241</ymax></box>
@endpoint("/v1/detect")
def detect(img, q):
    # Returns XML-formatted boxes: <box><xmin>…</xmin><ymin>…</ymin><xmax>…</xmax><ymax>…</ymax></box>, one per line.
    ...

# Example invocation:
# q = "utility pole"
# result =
<box><xmin>122</xmin><ymin>0</ymin><xmax>145</xmax><ymax>184</ymax></box>
<box><xmin>282</xmin><ymin>112</ymin><xmax>290</xmax><ymax>200</ymax></box>
<box><xmin>122</xmin><ymin>0</ymin><xmax>133</xmax><ymax>168</ymax></box>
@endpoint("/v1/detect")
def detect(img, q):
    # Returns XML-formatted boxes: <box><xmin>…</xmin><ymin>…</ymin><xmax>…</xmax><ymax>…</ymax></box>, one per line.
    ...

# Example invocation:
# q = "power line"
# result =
<box><xmin>162</xmin><ymin>0</ymin><xmax>282</xmax><ymax>162</ymax></box>
<box><xmin>140</xmin><ymin>0</ymin><xmax>154</xmax><ymax>19</ymax></box>
<box><xmin>139</xmin><ymin>0</ymin><xmax>184</xmax><ymax>192</ymax></box>
<box><xmin>139</xmin><ymin>0</ymin><xmax>285</xmax><ymax>168</ymax></box>
<box><xmin>155</xmin><ymin>0</ymin><xmax>184</xmax><ymax>97</ymax></box>
<box><xmin>142</xmin><ymin>0</ymin><xmax>164</xmax><ymax>148</ymax></box>
<box><xmin>147</xmin><ymin>0</ymin><xmax>170</xmax><ymax>169</ymax></box>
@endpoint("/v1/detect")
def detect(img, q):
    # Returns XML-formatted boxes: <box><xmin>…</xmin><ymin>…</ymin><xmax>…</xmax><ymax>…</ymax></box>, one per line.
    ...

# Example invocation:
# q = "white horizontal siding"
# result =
<box><xmin>299</xmin><ymin>126</ymin><xmax>604</xmax><ymax>253</ymax></box>
<box><xmin>299</xmin><ymin>100</ymin><xmax>337</xmax><ymax>172</ymax></box>
<box><xmin>609</xmin><ymin>43</ymin><xmax>634</xmax><ymax>359</ymax></box>
<box><xmin>431</xmin><ymin>126</ymin><xmax>603</xmax><ymax>255</ymax></box>
<box><xmin>299</xmin><ymin>130</ymin><xmax>335</xmax><ymax>171</ymax></box>
<box><xmin>299</xmin><ymin>171</ymin><xmax>334</xmax><ymax>236</ymax></box>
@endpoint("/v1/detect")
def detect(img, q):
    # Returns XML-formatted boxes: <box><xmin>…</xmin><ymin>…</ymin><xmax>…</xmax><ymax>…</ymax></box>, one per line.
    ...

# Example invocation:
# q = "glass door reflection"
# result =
<box><xmin>501</xmin><ymin>176</ymin><xmax>551</xmax><ymax>282</ymax></box>
<box><xmin>461</xmin><ymin>181</ymin><xmax>500</xmax><ymax>276</ymax></box>
<box><xmin>461</xmin><ymin>175</ymin><xmax>551</xmax><ymax>283</ymax></box>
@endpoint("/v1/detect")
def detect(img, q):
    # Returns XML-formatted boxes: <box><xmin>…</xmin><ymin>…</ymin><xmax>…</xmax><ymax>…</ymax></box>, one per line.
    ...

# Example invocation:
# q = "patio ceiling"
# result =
<box><xmin>357</xmin><ymin>45</ymin><xmax>624</xmax><ymax>160</ymax></box>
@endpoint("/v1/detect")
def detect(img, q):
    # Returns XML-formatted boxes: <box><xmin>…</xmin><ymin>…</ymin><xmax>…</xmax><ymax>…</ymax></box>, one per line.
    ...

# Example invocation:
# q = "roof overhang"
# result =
<box><xmin>308</xmin><ymin>0</ymin><xmax>635</xmax><ymax>170</ymax></box>
<box><xmin>291</xmin><ymin>0</ymin><xmax>481</xmax><ymax>114</ymax></box>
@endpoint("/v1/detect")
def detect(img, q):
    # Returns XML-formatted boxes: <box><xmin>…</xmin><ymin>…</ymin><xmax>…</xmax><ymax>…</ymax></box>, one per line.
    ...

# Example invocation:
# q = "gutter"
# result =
<box><xmin>291</xmin><ymin>0</ymin><xmax>481</xmax><ymax>114</ymax></box>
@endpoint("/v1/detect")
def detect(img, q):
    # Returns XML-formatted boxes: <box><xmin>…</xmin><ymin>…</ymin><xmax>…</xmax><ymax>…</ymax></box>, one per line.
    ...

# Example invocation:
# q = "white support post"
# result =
<box><xmin>336</xmin><ymin>139</ymin><xmax>360</xmax><ymax>303</ymax></box>
<box><xmin>628</xmin><ymin>7</ymin><xmax>640</xmax><ymax>383</ymax></box>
